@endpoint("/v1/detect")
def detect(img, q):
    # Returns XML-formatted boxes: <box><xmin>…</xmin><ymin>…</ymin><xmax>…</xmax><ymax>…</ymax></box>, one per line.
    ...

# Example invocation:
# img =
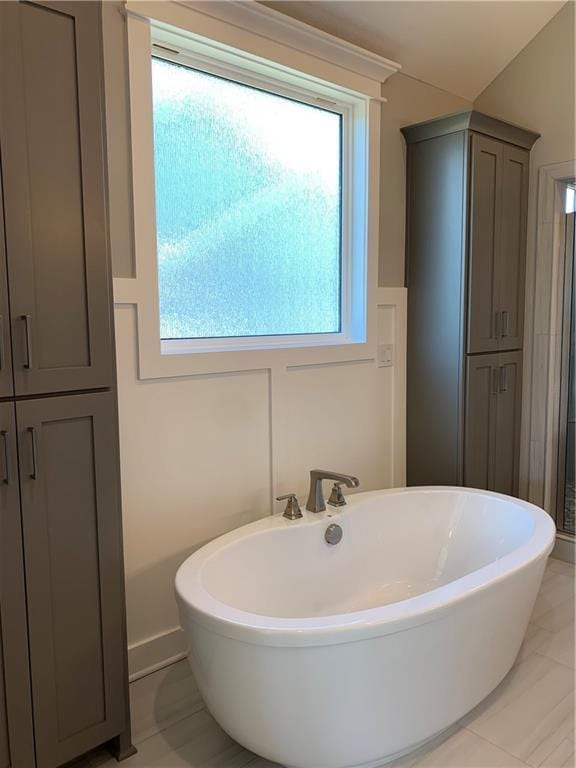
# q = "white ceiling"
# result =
<box><xmin>264</xmin><ymin>1</ymin><xmax>566</xmax><ymax>100</ymax></box>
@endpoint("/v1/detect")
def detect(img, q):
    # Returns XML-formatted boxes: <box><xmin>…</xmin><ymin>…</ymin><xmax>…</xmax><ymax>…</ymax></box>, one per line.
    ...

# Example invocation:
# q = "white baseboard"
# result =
<box><xmin>552</xmin><ymin>534</ymin><xmax>575</xmax><ymax>563</ymax></box>
<box><xmin>128</xmin><ymin>626</ymin><xmax>187</xmax><ymax>681</ymax></box>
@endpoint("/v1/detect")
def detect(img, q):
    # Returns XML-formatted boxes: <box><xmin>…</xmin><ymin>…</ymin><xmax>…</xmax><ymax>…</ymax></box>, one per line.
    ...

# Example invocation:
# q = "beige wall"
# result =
<box><xmin>101</xmin><ymin>5</ymin><xmax>470</xmax><ymax>675</ymax></box>
<box><xmin>379</xmin><ymin>72</ymin><xmax>470</xmax><ymax>286</ymax></box>
<box><xmin>474</xmin><ymin>2</ymin><xmax>574</xmax><ymax>164</ymax></box>
<box><xmin>474</xmin><ymin>1</ymin><xmax>575</xmax><ymax>498</ymax></box>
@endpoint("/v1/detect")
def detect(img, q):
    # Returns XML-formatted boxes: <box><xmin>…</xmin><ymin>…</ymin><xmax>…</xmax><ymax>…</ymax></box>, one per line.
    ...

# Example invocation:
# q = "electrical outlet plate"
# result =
<box><xmin>377</xmin><ymin>343</ymin><xmax>394</xmax><ymax>367</ymax></box>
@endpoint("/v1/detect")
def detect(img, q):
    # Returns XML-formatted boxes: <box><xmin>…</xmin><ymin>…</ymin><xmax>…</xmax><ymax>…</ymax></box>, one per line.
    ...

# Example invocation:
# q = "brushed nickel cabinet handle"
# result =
<box><xmin>28</xmin><ymin>427</ymin><xmax>38</xmax><ymax>480</ymax></box>
<box><xmin>493</xmin><ymin>311</ymin><xmax>501</xmax><ymax>340</ymax></box>
<box><xmin>501</xmin><ymin>310</ymin><xmax>510</xmax><ymax>338</ymax></box>
<box><xmin>21</xmin><ymin>314</ymin><xmax>33</xmax><ymax>369</ymax></box>
<box><xmin>1</xmin><ymin>430</ymin><xmax>10</xmax><ymax>485</ymax></box>
<box><xmin>0</xmin><ymin>315</ymin><xmax>4</xmax><ymax>372</ymax></box>
<box><xmin>0</xmin><ymin>315</ymin><xmax>6</xmax><ymax>371</ymax></box>
<box><xmin>492</xmin><ymin>367</ymin><xmax>500</xmax><ymax>394</ymax></box>
<box><xmin>499</xmin><ymin>365</ymin><xmax>508</xmax><ymax>393</ymax></box>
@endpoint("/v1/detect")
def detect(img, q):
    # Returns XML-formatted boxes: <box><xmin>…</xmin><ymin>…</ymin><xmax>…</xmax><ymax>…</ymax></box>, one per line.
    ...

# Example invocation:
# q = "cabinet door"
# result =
<box><xmin>467</xmin><ymin>135</ymin><xmax>503</xmax><ymax>354</ymax></box>
<box><xmin>499</xmin><ymin>146</ymin><xmax>529</xmax><ymax>351</ymax></box>
<box><xmin>0</xmin><ymin>404</ymin><xmax>35</xmax><ymax>768</ymax></box>
<box><xmin>0</xmin><ymin>181</ymin><xmax>14</xmax><ymax>399</ymax></box>
<box><xmin>16</xmin><ymin>392</ymin><xmax>126</xmax><ymax>768</ymax></box>
<box><xmin>494</xmin><ymin>351</ymin><xmax>523</xmax><ymax>496</ymax></box>
<box><xmin>464</xmin><ymin>354</ymin><xmax>498</xmax><ymax>490</ymax></box>
<box><xmin>0</xmin><ymin>1</ymin><xmax>112</xmax><ymax>396</ymax></box>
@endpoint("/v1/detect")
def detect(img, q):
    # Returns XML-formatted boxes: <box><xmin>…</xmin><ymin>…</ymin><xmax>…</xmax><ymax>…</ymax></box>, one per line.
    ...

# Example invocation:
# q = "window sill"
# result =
<box><xmin>160</xmin><ymin>332</ymin><xmax>362</xmax><ymax>357</ymax></box>
<box><xmin>114</xmin><ymin>279</ymin><xmax>403</xmax><ymax>379</ymax></box>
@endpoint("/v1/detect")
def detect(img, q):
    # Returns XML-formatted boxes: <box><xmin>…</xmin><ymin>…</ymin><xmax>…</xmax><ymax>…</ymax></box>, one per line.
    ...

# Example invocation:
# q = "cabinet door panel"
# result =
<box><xmin>17</xmin><ymin>392</ymin><xmax>125</xmax><ymax>768</ymax></box>
<box><xmin>468</xmin><ymin>135</ymin><xmax>503</xmax><ymax>354</ymax></box>
<box><xmin>464</xmin><ymin>354</ymin><xmax>498</xmax><ymax>490</ymax></box>
<box><xmin>406</xmin><ymin>131</ymin><xmax>468</xmax><ymax>486</ymax></box>
<box><xmin>494</xmin><ymin>351</ymin><xmax>523</xmax><ymax>496</ymax></box>
<box><xmin>499</xmin><ymin>146</ymin><xmax>529</xmax><ymax>351</ymax></box>
<box><xmin>0</xmin><ymin>1</ymin><xmax>112</xmax><ymax>396</ymax></box>
<box><xmin>0</xmin><ymin>181</ymin><xmax>14</xmax><ymax>399</ymax></box>
<box><xmin>0</xmin><ymin>404</ymin><xmax>35</xmax><ymax>768</ymax></box>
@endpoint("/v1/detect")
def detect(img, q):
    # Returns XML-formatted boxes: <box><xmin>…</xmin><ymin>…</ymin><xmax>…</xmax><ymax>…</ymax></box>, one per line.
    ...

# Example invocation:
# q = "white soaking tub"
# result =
<box><xmin>175</xmin><ymin>487</ymin><xmax>555</xmax><ymax>768</ymax></box>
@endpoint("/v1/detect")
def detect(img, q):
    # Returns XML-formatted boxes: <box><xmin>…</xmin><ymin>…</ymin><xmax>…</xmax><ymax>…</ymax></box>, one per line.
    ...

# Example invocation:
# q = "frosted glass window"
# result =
<box><xmin>151</xmin><ymin>57</ymin><xmax>342</xmax><ymax>340</ymax></box>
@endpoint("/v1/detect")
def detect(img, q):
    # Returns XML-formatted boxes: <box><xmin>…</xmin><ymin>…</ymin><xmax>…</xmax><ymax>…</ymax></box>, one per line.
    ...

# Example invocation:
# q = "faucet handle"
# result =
<box><xmin>276</xmin><ymin>493</ymin><xmax>303</xmax><ymax>520</ymax></box>
<box><xmin>327</xmin><ymin>483</ymin><xmax>347</xmax><ymax>507</ymax></box>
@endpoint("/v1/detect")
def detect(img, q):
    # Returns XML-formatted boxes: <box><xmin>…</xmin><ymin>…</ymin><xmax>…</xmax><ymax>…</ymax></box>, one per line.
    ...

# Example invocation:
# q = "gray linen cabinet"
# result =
<box><xmin>0</xmin><ymin>2</ymin><xmax>134</xmax><ymax>766</ymax></box>
<box><xmin>402</xmin><ymin>111</ymin><xmax>539</xmax><ymax>494</ymax></box>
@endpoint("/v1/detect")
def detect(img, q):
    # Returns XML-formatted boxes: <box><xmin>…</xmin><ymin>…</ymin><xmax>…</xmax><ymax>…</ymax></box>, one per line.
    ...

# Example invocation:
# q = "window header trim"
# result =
<box><xmin>124</xmin><ymin>0</ymin><xmax>400</xmax><ymax>98</ymax></box>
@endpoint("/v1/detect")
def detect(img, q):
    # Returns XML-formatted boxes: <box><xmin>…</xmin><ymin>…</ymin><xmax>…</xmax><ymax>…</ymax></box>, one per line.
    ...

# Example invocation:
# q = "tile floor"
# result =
<box><xmin>76</xmin><ymin>557</ymin><xmax>575</xmax><ymax>768</ymax></box>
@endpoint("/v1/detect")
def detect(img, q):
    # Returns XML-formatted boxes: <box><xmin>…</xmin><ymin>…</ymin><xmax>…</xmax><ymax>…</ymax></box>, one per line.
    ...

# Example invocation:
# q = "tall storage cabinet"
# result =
<box><xmin>0</xmin><ymin>2</ymin><xmax>133</xmax><ymax>767</ymax></box>
<box><xmin>402</xmin><ymin>111</ymin><xmax>539</xmax><ymax>495</ymax></box>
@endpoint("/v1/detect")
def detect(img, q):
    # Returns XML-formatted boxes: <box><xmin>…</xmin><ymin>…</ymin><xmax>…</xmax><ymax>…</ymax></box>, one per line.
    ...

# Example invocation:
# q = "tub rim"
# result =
<box><xmin>175</xmin><ymin>486</ymin><xmax>555</xmax><ymax>647</ymax></box>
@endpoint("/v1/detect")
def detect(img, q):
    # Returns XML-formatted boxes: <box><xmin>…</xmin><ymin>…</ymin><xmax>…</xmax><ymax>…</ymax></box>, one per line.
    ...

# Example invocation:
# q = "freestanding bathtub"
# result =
<box><xmin>175</xmin><ymin>487</ymin><xmax>555</xmax><ymax>768</ymax></box>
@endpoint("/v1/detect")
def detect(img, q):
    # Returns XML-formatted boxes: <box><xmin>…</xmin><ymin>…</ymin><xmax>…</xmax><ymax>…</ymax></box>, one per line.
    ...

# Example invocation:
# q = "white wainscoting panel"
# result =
<box><xmin>115</xmin><ymin>287</ymin><xmax>406</xmax><ymax>678</ymax></box>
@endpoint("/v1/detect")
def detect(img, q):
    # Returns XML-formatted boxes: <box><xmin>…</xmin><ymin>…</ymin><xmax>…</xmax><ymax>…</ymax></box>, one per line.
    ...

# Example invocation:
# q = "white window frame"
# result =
<box><xmin>152</xmin><ymin>44</ymin><xmax>367</xmax><ymax>356</ymax></box>
<box><xmin>120</xmin><ymin>2</ymin><xmax>396</xmax><ymax>379</ymax></box>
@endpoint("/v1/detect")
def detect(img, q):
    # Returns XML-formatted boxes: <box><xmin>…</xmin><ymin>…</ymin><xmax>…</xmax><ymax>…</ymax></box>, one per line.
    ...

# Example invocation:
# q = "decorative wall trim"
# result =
<box><xmin>125</xmin><ymin>0</ymin><xmax>400</xmax><ymax>93</ymax></box>
<box><xmin>401</xmin><ymin>109</ymin><xmax>539</xmax><ymax>150</ymax></box>
<box><xmin>522</xmin><ymin>159</ymin><xmax>575</xmax><ymax>519</ymax></box>
<box><xmin>174</xmin><ymin>1</ymin><xmax>400</xmax><ymax>85</ymax></box>
<box><xmin>376</xmin><ymin>287</ymin><xmax>407</xmax><ymax>487</ymax></box>
<box><xmin>116</xmin><ymin>287</ymin><xmax>408</xmax><ymax>675</ymax></box>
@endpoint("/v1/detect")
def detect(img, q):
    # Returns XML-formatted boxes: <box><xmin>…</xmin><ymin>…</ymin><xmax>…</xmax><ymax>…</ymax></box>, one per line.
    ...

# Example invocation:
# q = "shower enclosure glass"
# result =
<box><xmin>557</xmin><ymin>188</ymin><xmax>575</xmax><ymax>535</ymax></box>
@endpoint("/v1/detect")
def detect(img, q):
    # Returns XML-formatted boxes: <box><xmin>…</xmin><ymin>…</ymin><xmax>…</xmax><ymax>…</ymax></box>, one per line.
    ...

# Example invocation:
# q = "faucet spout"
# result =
<box><xmin>306</xmin><ymin>469</ymin><xmax>360</xmax><ymax>513</ymax></box>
